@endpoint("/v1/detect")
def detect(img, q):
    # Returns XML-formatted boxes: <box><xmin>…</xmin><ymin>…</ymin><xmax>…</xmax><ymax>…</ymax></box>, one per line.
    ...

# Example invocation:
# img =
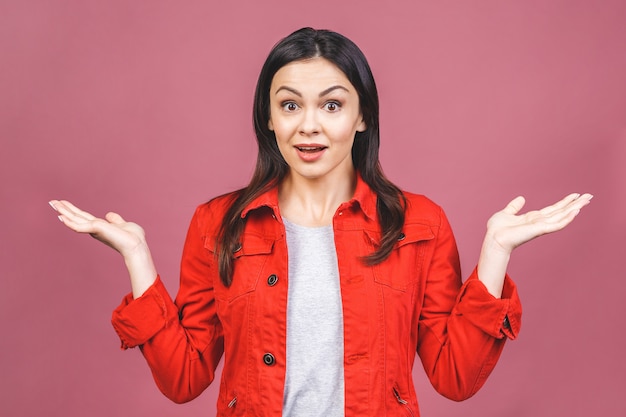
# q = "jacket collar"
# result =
<box><xmin>241</xmin><ymin>173</ymin><xmax>378</xmax><ymax>222</ymax></box>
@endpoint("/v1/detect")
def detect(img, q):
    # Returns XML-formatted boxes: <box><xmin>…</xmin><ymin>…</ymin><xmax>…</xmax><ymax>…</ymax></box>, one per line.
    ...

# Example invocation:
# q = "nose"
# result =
<box><xmin>298</xmin><ymin>108</ymin><xmax>320</xmax><ymax>136</ymax></box>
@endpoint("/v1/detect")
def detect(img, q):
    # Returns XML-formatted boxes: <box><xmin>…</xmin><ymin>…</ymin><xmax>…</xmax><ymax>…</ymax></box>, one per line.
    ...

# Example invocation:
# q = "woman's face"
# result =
<box><xmin>268</xmin><ymin>57</ymin><xmax>366</xmax><ymax>183</ymax></box>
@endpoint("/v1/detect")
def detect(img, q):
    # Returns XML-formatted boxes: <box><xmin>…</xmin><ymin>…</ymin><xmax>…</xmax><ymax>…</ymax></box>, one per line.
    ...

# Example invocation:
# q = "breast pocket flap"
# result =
<box><xmin>203</xmin><ymin>233</ymin><xmax>275</xmax><ymax>257</ymax></box>
<box><xmin>371</xmin><ymin>223</ymin><xmax>435</xmax><ymax>291</ymax></box>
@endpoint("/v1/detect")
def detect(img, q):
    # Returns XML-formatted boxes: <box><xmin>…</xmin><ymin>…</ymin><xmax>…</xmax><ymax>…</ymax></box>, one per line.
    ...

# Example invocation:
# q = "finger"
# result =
<box><xmin>535</xmin><ymin>195</ymin><xmax>592</xmax><ymax>234</ymax></box>
<box><xmin>55</xmin><ymin>200</ymin><xmax>97</xmax><ymax>221</ymax></box>
<box><xmin>57</xmin><ymin>213</ymin><xmax>102</xmax><ymax>234</ymax></box>
<box><xmin>539</xmin><ymin>207</ymin><xmax>582</xmax><ymax>234</ymax></box>
<box><xmin>563</xmin><ymin>193</ymin><xmax>593</xmax><ymax>214</ymax></box>
<box><xmin>539</xmin><ymin>193</ymin><xmax>587</xmax><ymax>217</ymax></box>
<box><xmin>49</xmin><ymin>200</ymin><xmax>59</xmax><ymax>211</ymax></box>
<box><xmin>575</xmin><ymin>193</ymin><xmax>594</xmax><ymax>206</ymax></box>
<box><xmin>546</xmin><ymin>194</ymin><xmax>592</xmax><ymax>224</ymax></box>
<box><xmin>502</xmin><ymin>196</ymin><xmax>526</xmax><ymax>215</ymax></box>
<box><xmin>534</xmin><ymin>196</ymin><xmax>579</xmax><ymax>221</ymax></box>
<box><xmin>105</xmin><ymin>212</ymin><xmax>126</xmax><ymax>225</ymax></box>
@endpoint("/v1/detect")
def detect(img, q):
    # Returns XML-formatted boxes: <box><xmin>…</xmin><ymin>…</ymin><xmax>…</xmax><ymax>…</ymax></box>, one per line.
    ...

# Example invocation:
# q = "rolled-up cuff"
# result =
<box><xmin>454</xmin><ymin>268</ymin><xmax>522</xmax><ymax>340</ymax></box>
<box><xmin>111</xmin><ymin>276</ymin><xmax>175</xmax><ymax>349</ymax></box>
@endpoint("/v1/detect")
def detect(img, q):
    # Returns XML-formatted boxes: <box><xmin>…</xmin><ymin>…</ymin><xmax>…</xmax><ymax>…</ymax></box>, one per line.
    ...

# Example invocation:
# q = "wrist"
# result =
<box><xmin>123</xmin><ymin>243</ymin><xmax>157</xmax><ymax>299</ymax></box>
<box><xmin>477</xmin><ymin>236</ymin><xmax>511</xmax><ymax>299</ymax></box>
<box><xmin>117</xmin><ymin>234</ymin><xmax>148</xmax><ymax>258</ymax></box>
<box><xmin>482</xmin><ymin>232</ymin><xmax>513</xmax><ymax>257</ymax></box>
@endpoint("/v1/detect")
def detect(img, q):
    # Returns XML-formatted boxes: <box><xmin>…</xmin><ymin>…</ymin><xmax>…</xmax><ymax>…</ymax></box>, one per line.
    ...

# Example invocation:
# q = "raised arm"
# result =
<box><xmin>49</xmin><ymin>200</ymin><xmax>157</xmax><ymax>298</ymax></box>
<box><xmin>477</xmin><ymin>193</ymin><xmax>593</xmax><ymax>297</ymax></box>
<box><xmin>50</xmin><ymin>200</ymin><xmax>224</xmax><ymax>401</ymax></box>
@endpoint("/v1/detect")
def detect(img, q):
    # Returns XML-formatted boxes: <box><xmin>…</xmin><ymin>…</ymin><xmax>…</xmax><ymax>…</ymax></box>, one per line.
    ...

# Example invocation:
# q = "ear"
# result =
<box><xmin>268</xmin><ymin>118</ymin><xmax>274</xmax><ymax>131</ymax></box>
<box><xmin>356</xmin><ymin>115</ymin><xmax>366</xmax><ymax>132</ymax></box>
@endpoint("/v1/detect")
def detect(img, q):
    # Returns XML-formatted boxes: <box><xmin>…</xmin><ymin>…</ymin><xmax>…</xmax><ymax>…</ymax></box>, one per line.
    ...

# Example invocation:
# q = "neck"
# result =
<box><xmin>278</xmin><ymin>170</ymin><xmax>357</xmax><ymax>227</ymax></box>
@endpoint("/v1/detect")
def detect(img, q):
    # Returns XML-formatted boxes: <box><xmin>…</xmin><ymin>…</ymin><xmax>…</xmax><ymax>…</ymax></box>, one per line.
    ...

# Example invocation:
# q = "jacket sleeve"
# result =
<box><xmin>416</xmin><ymin>207</ymin><xmax>522</xmax><ymax>401</ymax></box>
<box><xmin>111</xmin><ymin>204</ymin><xmax>224</xmax><ymax>403</ymax></box>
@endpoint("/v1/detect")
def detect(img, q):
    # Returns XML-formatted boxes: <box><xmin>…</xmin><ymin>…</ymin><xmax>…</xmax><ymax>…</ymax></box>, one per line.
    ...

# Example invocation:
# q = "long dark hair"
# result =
<box><xmin>217</xmin><ymin>27</ymin><xmax>405</xmax><ymax>286</ymax></box>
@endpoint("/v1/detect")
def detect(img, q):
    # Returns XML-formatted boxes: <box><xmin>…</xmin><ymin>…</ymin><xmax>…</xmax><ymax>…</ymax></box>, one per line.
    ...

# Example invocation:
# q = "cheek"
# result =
<box><xmin>272</xmin><ymin>126</ymin><xmax>290</xmax><ymax>144</ymax></box>
<box><xmin>272</xmin><ymin>127</ymin><xmax>294</xmax><ymax>155</ymax></box>
<box><xmin>329</xmin><ymin>118</ymin><xmax>361</xmax><ymax>142</ymax></box>
<box><xmin>271</xmin><ymin>118</ymin><xmax>298</xmax><ymax>141</ymax></box>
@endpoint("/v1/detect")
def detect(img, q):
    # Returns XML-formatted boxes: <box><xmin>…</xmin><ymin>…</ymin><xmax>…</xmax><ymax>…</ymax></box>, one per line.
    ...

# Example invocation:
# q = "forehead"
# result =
<box><xmin>271</xmin><ymin>57</ymin><xmax>353</xmax><ymax>90</ymax></box>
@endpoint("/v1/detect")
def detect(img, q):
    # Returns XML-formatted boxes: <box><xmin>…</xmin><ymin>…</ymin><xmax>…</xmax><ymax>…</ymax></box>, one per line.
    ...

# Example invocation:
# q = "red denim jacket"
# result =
<box><xmin>112</xmin><ymin>175</ymin><xmax>521</xmax><ymax>416</ymax></box>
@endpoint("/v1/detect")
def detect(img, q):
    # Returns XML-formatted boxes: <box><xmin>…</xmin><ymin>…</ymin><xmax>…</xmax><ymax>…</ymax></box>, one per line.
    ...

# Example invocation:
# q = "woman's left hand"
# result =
<box><xmin>477</xmin><ymin>193</ymin><xmax>593</xmax><ymax>298</ymax></box>
<box><xmin>486</xmin><ymin>193</ymin><xmax>593</xmax><ymax>255</ymax></box>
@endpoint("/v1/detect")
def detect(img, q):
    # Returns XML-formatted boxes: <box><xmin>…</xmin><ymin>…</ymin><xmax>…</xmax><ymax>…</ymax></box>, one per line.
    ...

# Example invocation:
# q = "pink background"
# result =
<box><xmin>1</xmin><ymin>1</ymin><xmax>624</xmax><ymax>416</ymax></box>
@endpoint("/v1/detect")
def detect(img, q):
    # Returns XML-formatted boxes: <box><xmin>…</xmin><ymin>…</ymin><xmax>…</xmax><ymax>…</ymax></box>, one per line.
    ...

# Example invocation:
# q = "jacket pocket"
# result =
<box><xmin>368</xmin><ymin>223</ymin><xmax>434</xmax><ymax>291</ymax></box>
<box><xmin>216</xmin><ymin>389</ymin><xmax>243</xmax><ymax>416</ymax></box>
<box><xmin>204</xmin><ymin>232</ymin><xmax>275</xmax><ymax>302</ymax></box>
<box><xmin>392</xmin><ymin>385</ymin><xmax>417</xmax><ymax>417</ymax></box>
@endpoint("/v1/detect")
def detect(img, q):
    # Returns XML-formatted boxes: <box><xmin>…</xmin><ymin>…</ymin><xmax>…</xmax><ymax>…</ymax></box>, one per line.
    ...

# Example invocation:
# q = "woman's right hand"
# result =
<box><xmin>50</xmin><ymin>200</ymin><xmax>147</xmax><ymax>257</ymax></box>
<box><xmin>49</xmin><ymin>200</ymin><xmax>157</xmax><ymax>298</ymax></box>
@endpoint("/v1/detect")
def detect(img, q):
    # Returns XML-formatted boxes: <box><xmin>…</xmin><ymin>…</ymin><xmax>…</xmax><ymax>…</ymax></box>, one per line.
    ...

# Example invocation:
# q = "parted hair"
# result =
<box><xmin>217</xmin><ymin>27</ymin><xmax>406</xmax><ymax>286</ymax></box>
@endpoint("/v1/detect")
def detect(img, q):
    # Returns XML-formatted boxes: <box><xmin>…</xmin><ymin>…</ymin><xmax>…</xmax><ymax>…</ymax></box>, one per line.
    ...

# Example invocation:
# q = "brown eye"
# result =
<box><xmin>282</xmin><ymin>102</ymin><xmax>298</xmax><ymax>112</ymax></box>
<box><xmin>324</xmin><ymin>101</ymin><xmax>340</xmax><ymax>112</ymax></box>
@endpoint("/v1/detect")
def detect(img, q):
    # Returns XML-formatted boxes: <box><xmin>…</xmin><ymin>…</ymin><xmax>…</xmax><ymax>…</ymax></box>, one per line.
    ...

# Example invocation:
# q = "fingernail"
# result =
<box><xmin>57</xmin><ymin>216</ymin><xmax>64</xmax><ymax>223</ymax></box>
<box><xmin>49</xmin><ymin>201</ymin><xmax>57</xmax><ymax>211</ymax></box>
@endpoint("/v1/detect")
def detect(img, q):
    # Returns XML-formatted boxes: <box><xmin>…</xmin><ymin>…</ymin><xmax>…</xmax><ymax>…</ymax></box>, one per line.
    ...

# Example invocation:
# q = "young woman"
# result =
<box><xmin>49</xmin><ymin>28</ymin><xmax>592</xmax><ymax>416</ymax></box>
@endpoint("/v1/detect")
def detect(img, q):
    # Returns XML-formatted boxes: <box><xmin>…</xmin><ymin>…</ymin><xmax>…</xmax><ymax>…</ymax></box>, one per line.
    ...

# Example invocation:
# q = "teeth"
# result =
<box><xmin>297</xmin><ymin>146</ymin><xmax>324</xmax><ymax>151</ymax></box>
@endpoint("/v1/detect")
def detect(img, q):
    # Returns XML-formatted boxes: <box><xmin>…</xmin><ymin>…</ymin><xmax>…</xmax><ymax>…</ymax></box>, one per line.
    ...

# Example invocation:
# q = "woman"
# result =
<box><xmin>49</xmin><ymin>28</ymin><xmax>592</xmax><ymax>416</ymax></box>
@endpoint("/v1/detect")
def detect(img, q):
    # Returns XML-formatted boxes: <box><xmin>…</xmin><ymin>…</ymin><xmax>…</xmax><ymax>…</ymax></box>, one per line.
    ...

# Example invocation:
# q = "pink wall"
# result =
<box><xmin>1</xmin><ymin>1</ymin><xmax>624</xmax><ymax>416</ymax></box>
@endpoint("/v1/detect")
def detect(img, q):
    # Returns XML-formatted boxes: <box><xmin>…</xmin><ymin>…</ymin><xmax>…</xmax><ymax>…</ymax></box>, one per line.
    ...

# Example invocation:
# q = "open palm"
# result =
<box><xmin>49</xmin><ymin>200</ymin><xmax>147</xmax><ymax>258</ymax></box>
<box><xmin>486</xmin><ymin>193</ymin><xmax>593</xmax><ymax>255</ymax></box>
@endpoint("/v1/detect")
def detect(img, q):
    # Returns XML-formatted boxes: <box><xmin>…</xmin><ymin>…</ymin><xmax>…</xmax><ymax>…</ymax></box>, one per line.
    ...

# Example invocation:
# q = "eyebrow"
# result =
<box><xmin>275</xmin><ymin>85</ymin><xmax>350</xmax><ymax>97</ymax></box>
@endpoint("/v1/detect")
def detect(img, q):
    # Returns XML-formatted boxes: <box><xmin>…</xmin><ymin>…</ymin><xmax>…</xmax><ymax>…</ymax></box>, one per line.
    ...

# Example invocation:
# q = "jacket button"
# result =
<box><xmin>232</xmin><ymin>242</ymin><xmax>242</xmax><ymax>253</ymax></box>
<box><xmin>267</xmin><ymin>274</ymin><xmax>278</xmax><ymax>287</ymax></box>
<box><xmin>267</xmin><ymin>274</ymin><xmax>278</xmax><ymax>286</ymax></box>
<box><xmin>397</xmin><ymin>232</ymin><xmax>406</xmax><ymax>241</ymax></box>
<box><xmin>263</xmin><ymin>353</ymin><xmax>275</xmax><ymax>366</ymax></box>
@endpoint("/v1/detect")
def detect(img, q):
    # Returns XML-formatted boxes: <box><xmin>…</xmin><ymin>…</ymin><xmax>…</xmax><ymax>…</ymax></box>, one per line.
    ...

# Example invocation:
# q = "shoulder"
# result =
<box><xmin>401</xmin><ymin>191</ymin><xmax>446</xmax><ymax>227</ymax></box>
<box><xmin>201</xmin><ymin>191</ymin><xmax>240</xmax><ymax>215</ymax></box>
<box><xmin>190</xmin><ymin>190</ymin><xmax>241</xmax><ymax>235</ymax></box>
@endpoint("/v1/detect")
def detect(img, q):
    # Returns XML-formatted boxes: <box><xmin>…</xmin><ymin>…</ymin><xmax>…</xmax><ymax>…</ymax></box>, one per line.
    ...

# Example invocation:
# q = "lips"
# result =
<box><xmin>296</xmin><ymin>145</ymin><xmax>327</xmax><ymax>153</ymax></box>
<box><xmin>294</xmin><ymin>144</ymin><xmax>327</xmax><ymax>162</ymax></box>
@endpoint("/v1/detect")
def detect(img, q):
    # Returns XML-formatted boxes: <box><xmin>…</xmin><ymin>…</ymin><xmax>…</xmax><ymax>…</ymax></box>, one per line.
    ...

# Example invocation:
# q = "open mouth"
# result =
<box><xmin>296</xmin><ymin>146</ymin><xmax>327</xmax><ymax>153</ymax></box>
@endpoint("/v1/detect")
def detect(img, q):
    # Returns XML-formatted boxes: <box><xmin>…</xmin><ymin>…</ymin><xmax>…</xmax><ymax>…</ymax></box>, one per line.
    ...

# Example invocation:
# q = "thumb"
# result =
<box><xmin>502</xmin><ymin>196</ymin><xmax>526</xmax><ymax>215</ymax></box>
<box><xmin>105</xmin><ymin>212</ymin><xmax>126</xmax><ymax>224</ymax></box>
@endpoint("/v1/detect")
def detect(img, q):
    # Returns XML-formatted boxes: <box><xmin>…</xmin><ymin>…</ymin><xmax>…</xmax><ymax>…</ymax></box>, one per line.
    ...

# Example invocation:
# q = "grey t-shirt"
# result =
<box><xmin>282</xmin><ymin>219</ymin><xmax>345</xmax><ymax>417</ymax></box>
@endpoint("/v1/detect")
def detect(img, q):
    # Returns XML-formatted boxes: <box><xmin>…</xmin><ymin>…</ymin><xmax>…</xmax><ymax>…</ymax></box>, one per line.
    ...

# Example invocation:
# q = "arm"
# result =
<box><xmin>417</xmin><ymin>193</ymin><xmax>592</xmax><ymax>400</ymax></box>
<box><xmin>49</xmin><ymin>200</ymin><xmax>224</xmax><ymax>402</ymax></box>
<box><xmin>417</xmin><ymin>208</ymin><xmax>520</xmax><ymax>401</ymax></box>
<box><xmin>112</xmin><ymin>204</ymin><xmax>224</xmax><ymax>402</ymax></box>
<box><xmin>477</xmin><ymin>193</ymin><xmax>593</xmax><ymax>297</ymax></box>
